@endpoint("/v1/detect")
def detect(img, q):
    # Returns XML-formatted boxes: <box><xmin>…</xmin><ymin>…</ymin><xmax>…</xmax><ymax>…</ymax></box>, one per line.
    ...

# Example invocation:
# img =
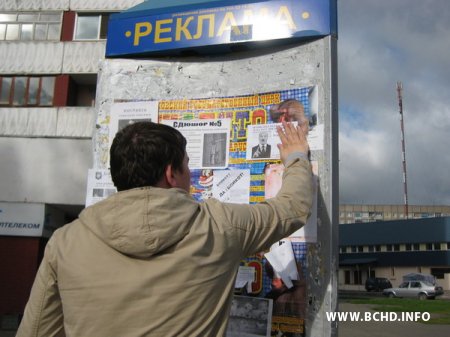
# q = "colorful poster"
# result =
<box><xmin>263</xmin><ymin>242</ymin><xmax>308</xmax><ymax>336</ymax></box>
<box><xmin>96</xmin><ymin>87</ymin><xmax>319</xmax><ymax>336</ymax></box>
<box><xmin>158</xmin><ymin>87</ymin><xmax>318</xmax><ymax>336</ymax></box>
<box><xmin>159</xmin><ymin>86</ymin><xmax>320</xmax><ymax>206</ymax></box>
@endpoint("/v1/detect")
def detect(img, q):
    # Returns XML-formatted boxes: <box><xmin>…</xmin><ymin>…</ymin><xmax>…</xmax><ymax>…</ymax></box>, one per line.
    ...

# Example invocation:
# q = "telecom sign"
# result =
<box><xmin>106</xmin><ymin>0</ymin><xmax>337</xmax><ymax>57</ymax></box>
<box><xmin>0</xmin><ymin>202</ymin><xmax>45</xmax><ymax>237</ymax></box>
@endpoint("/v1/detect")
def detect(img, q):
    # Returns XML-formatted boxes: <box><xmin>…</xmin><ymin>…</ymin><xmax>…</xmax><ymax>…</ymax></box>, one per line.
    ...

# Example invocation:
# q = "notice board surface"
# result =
<box><xmin>93</xmin><ymin>37</ymin><xmax>337</xmax><ymax>337</ymax></box>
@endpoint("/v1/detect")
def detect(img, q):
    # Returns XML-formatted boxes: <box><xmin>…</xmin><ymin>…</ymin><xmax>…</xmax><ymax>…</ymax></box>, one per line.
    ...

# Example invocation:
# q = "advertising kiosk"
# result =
<box><xmin>90</xmin><ymin>1</ymin><xmax>338</xmax><ymax>336</ymax></box>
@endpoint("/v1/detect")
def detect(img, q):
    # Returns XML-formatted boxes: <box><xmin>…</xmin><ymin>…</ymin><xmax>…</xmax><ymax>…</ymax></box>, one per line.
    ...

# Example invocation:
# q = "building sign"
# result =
<box><xmin>106</xmin><ymin>0</ymin><xmax>337</xmax><ymax>57</ymax></box>
<box><xmin>0</xmin><ymin>202</ymin><xmax>45</xmax><ymax>237</ymax></box>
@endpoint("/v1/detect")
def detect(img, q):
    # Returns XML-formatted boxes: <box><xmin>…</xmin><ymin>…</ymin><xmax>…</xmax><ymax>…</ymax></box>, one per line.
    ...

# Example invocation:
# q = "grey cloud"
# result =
<box><xmin>338</xmin><ymin>0</ymin><xmax>450</xmax><ymax>205</ymax></box>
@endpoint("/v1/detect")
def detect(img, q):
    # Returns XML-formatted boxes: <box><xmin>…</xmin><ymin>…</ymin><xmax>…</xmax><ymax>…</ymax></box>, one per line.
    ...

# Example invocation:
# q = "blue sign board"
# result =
<box><xmin>106</xmin><ymin>0</ymin><xmax>337</xmax><ymax>57</ymax></box>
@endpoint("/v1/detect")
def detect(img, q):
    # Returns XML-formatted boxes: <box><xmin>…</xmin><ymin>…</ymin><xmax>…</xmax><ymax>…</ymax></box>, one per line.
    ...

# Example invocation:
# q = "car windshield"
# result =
<box><xmin>422</xmin><ymin>281</ymin><xmax>434</xmax><ymax>287</ymax></box>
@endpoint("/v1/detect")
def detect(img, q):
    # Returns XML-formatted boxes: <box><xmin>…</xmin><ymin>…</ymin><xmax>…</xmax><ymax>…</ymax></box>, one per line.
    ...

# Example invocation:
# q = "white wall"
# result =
<box><xmin>0</xmin><ymin>0</ymin><xmax>143</xmax><ymax>11</ymax></box>
<box><xmin>0</xmin><ymin>42</ymin><xmax>106</xmax><ymax>74</ymax></box>
<box><xmin>0</xmin><ymin>107</ymin><xmax>95</xmax><ymax>137</ymax></box>
<box><xmin>443</xmin><ymin>274</ymin><xmax>450</xmax><ymax>291</ymax></box>
<box><xmin>0</xmin><ymin>137</ymin><xmax>92</xmax><ymax>205</ymax></box>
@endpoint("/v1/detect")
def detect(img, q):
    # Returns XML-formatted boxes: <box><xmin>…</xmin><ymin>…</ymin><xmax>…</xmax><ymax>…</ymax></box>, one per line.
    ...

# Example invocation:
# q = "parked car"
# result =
<box><xmin>403</xmin><ymin>272</ymin><xmax>436</xmax><ymax>285</ymax></box>
<box><xmin>365</xmin><ymin>277</ymin><xmax>392</xmax><ymax>292</ymax></box>
<box><xmin>382</xmin><ymin>280</ymin><xmax>444</xmax><ymax>300</ymax></box>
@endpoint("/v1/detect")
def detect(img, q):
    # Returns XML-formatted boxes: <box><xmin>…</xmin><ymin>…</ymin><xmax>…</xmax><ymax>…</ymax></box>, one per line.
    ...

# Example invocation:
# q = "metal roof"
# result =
<box><xmin>339</xmin><ymin>216</ymin><xmax>450</xmax><ymax>246</ymax></box>
<box><xmin>340</xmin><ymin>251</ymin><xmax>450</xmax><ymax>267</ymax></box>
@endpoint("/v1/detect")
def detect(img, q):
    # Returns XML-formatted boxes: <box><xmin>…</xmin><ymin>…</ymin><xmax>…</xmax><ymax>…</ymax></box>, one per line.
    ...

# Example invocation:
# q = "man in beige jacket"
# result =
<box><xmin>17</xmin><ymin>120</ymin><xmax>312</xmax><ymax>337</ymax></box>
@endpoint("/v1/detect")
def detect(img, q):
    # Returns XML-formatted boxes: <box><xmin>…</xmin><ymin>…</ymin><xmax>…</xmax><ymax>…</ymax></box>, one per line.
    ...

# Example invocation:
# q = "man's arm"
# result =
<box><xmin>211</xmin><ymin>122</ymin><xmax>313</xmax><ymax>256</ymax></box>
<box><xmin>16</xmin><ymin>237</ymin><xmax>65</xmax><ymax>337</ymax></box>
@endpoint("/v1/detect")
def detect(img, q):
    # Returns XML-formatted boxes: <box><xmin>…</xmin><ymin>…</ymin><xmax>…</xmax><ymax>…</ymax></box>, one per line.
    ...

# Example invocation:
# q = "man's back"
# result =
<box><xmin>17</xmin><ymin>121</ymin><xmax>312</xmax><ymax>337</ymax></box>
<box><xmin>17</xmin><ymin>157</ymin><xmax>311</xmax><ymax>337</ymax></box>
<box><xmin>51</xmin><ymin>187</ymin><xmax>238</xmax><ymax>336</ymax></box>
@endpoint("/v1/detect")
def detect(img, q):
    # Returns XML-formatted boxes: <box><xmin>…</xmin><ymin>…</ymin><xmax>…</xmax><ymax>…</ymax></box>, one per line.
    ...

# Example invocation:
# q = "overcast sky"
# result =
<box><xmin>337</xmin><ymin>0</ymin><xmax>450</xmax><ymax>205</ymax></box>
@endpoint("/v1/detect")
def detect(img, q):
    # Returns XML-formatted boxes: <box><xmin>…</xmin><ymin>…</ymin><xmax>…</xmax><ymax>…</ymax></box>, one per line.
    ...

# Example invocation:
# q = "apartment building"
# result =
<box><xmin>0</xmin><ymin>0</ymin><xmax>143</xmax><ymax>329</ymax></box>
<box><xmin>339</xmin><ymin>204</ymin><xmax>450</xmax><ymax>224</ymax></box>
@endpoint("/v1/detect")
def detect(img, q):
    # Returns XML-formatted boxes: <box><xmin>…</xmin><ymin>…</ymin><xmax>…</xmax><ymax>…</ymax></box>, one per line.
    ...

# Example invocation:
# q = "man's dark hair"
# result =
<box><xmin>110</xmin><ymin>121</ymin><xmax>187</xmax><ymax>191</ymax></box>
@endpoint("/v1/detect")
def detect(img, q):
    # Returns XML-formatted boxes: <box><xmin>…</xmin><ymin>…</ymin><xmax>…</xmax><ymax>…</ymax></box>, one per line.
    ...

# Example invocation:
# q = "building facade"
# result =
<box><xmin>339</xmin><ymin>217</ymin><xmax>450</xmax><ymax>291</ymax></box>
<box><xmin>0</xmin><ymin>0</ymin><xmax>143</xmax><ymax>329</ymax></box>
<box><xmin>339</xmin><ymin>204</ymin><xmax>450</xmax><ymax>224</ymax></box>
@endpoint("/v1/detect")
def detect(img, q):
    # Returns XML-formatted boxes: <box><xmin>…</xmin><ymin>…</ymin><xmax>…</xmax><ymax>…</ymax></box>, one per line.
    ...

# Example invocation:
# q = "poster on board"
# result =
<box><xmin>161</xmin><ymin>119</ymin><xmax>231</xmax><ymax>169</ymax></box>
<box><xmin>85</xmin><ymin>169</ymin><xmax>116</xmax><ymax>207</ymax></box>
<box><xmin>226</xmin><ymin>296</ymin><xmax>273</xmax><ymax>337</ymax></box>
<box><xmin>158</xmin><ymin>86</ymin><xmax>318</xmax><ymax>337</ymax></box>
<box><xmin>92</xmin><ymin>86</ymin><xmax>320</xmax><ymax>335</ymax></box>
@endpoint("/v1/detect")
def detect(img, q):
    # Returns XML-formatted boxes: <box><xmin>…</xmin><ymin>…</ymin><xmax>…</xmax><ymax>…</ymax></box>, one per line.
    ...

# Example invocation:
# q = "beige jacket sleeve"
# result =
<box><xmin>16</xmin><ymin>237</ymin><xmax>66</xmax><ymax>337</ymax></box>
<box><xmin>210</xmin><ymin>156</ymin><xmax>313</xmax><ymax>256</ymax></box>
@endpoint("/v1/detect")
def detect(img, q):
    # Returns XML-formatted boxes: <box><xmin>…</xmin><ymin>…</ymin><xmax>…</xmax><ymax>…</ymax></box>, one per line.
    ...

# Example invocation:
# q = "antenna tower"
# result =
<box><xmin>397</xmin><ymin>82</ymin><xmax>409</xmax><ymax>219</ymax></box>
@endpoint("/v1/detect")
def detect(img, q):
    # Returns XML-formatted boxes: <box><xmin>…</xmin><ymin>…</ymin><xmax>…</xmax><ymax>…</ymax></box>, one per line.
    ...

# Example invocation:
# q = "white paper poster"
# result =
<box><xmin>108</xmin><ymin>100</ymin><xmax>159</xmax><ymax>148</ymax></box>
<box><xmin>246</xmin><ymin>123</ymin><xmax>282</xmax><ymax>160</ymax></box>
<box><xmin>213</xmin><ymin>170</ymin><xmax>250</xmax><ymax>204</ymax></box>
<box><xmin>162</xmin><ymin>119</ymin><xmax>231</xmax><ymax>169</ymax></box>
<box><xmin>85</xmin><ymin>169</ymin><xmax>117</xmax><ymax>207</ymax></box>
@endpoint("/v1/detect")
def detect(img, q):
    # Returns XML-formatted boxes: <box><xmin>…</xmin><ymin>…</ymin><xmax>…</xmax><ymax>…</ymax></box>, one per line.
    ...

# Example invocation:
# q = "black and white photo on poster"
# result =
<box><xmin>226</xmin><ymin>296</ymin><xmax>273</xmax><ymax>337</ymax></box>
<box><xmin>162</xmin><ymin>119</ymin><xmax>231</xmax><ymax>169</ymax></box>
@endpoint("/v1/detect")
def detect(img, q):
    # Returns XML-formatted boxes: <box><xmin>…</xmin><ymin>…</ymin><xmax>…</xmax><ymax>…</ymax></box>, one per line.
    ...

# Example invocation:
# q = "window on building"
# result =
<box><xmin>393</xmin><ymin>244</ymin><xmax>400</xmax><ymax>252</ymax></box>
<box><xmin>405</xmin><ymin>243</ymin><xmax>412</xmax><ymax>251</ymax></box>
<box><xmin>0</xmin><ymin>12</ymin><xmax>61</xmax><ymax>41</ymax></box>
<box><xmin>353</xmin><ymin>270</ymin><xmax>362</xmax><ymax>285</ymax></box>
<box><xmin>368</xmin><ymin>245</ymin><xmax>374</xmax><ymax>252</ymax></box>
<box><xmin>0</xmin><ymin>76</ymin><xmax>55</xmax><ymax>106</ymax></box>
<box><xmin>65</xmin><ymin>74</ymin><xmax>97</xmax><ymax>107</ymax></box>
<box><xmin>433</xmin><ymin>243</ymin><xmax>441</xmax><ymax>251</ymax></box>
<box><xmin>386</xmin><ymin>244</ymin><xmax>393</xmax><ymax>252</ymax></box>
<box><xmin>375</xmin><ymin>245</ymin><xmax>381</xmax><ymax>252</ymax></box>
<box><xmin>0</xmin><ymin>77</ymin><xmax>12</xmax><ymax>104</ymax></box>
<box><xmin>74</xmin><ymin>13</ymin><xmax>110</xmax><ymax>40</ymax></box>
<box><xmin>447</xmin><ymin>243</ymin><xmax>450</xmax><ymax>250</ymax></box>
<box><xmin>351</xmin><ymin>246</ymin><xmax>357</xmax><ymax>253</ymax></box>
<box><xmin>426</xmin><ymin>243</ymin><xmax>433</xmax><ymax>251</ymax></box>
<box><xmin>413</xmin><ymin>243</ymin><xmax>420</xmax><ymax>251</ymax></box>
<box><xmin>344</xmin><ymin>270</ymin><xmax>351</xmax><ymax>284</ymax></box>
<box><xmin>357</xmin><ymin>246</ymin><xmax>363</xmax><ymax>252</ymax></box>
<box><xmin>431</xmin><ymin>267</ymin><xmax>450</xmax><ymax>279</ymax></box>
<box><xmin>369</xmin><ymin>211</ymin><xmax>383</xmax><ymax>220</ymax></box>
